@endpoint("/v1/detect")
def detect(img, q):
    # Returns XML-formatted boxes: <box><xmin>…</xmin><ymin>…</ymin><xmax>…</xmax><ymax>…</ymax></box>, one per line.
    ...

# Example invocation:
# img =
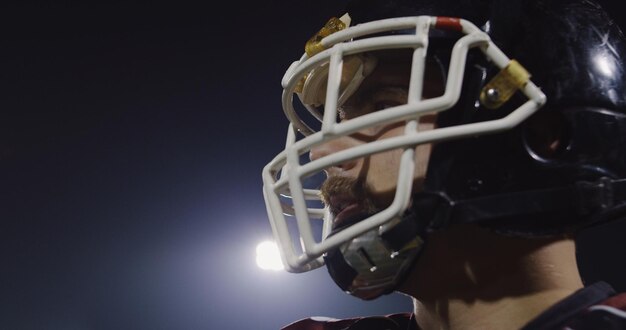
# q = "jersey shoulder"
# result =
<box><xmin>281</xmin><ymin>313</ymin><xmax>415</xmax><ymax>330</ymax></box>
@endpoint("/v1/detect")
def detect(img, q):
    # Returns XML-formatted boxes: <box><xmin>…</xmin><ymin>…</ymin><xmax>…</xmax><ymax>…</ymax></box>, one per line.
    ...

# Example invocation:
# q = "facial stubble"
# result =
<box><xmin>319</xmin><ymin>176</ymin><xmax>379</xmax><ymax>217</ymax></box>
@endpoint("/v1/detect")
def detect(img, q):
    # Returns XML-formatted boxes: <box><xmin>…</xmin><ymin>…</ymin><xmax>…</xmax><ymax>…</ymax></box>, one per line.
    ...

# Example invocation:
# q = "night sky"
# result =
<box><xmin>2</xmin><ymin>1</ymin><xmax>626</xmax><ymax>329</ymax></box>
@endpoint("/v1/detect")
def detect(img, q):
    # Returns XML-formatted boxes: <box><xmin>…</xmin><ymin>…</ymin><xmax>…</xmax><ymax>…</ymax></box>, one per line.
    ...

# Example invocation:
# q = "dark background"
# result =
<box><xmin>2</xmin><ymin>1</ymin><xmax>625</xmax><ymax>329</ymax></box>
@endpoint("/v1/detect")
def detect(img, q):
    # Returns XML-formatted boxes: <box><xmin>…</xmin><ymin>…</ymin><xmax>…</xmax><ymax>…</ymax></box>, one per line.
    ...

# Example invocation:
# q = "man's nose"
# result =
<box><xmin>309</xmin><ymin>137</ymin><xmax>358</xmax><ymax>174</ymax></box>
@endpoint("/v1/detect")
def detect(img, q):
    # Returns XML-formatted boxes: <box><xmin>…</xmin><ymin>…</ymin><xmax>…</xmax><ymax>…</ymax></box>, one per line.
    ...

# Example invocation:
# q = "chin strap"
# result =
<box><xmin>324</xmin><ymin>210</ymin><xmax>427</xmax><ymax>300</ymax></box>
<box><xmin>414</xmin><ymin>177</ymin><xmax>626</xmax><ymax>235</ymax></box>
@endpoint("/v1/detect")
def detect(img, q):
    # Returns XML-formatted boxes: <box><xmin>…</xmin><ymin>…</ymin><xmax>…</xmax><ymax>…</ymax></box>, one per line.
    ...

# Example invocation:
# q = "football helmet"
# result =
<box><xmin>262</xmin><ymin>0</ymin><xmax>626</xmax><ymax>299</ymax></box>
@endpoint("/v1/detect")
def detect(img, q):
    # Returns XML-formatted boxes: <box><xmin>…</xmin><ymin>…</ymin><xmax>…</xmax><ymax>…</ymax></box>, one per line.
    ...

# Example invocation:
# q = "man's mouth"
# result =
<box><xmin>320</xmin><ymin>176</ymin><xmax>377</xmax><ymax>232</ymax></box>
<box><xmin>329</xmin><ymin>196</ymin><xmax>369</xmax><ymax>230</ymax></box>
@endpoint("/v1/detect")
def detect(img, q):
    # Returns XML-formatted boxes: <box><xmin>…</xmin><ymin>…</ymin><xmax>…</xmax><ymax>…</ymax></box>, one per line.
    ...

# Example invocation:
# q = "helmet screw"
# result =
<box><xmin>485</xmin><ymin>88</ymin><xmax>500</xmax><ymax>103</ymax></box>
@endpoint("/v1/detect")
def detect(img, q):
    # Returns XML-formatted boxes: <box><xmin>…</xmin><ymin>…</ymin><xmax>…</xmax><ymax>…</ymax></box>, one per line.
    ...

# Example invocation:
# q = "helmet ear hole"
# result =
<box><xmin>523</xmin><ymin>110</ymin><xmax>570</xmax><ymax>160</ymax></box>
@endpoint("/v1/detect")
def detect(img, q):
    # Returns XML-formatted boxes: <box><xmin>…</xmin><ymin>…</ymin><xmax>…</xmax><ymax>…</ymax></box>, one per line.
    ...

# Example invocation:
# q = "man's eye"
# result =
<box><xmin>337</xmin><ymin>105</ymin><xmax>362</xmax><ymax>120</ymax></box>
<box><xmin>373</xmin><ymin>102</ymin><xmax>400</xmax><ymax>111</ymax></box>
<box><xmin>337</xmin><ymin>102</ymin><xmax>400</xmax><ymax>121</ymax></box>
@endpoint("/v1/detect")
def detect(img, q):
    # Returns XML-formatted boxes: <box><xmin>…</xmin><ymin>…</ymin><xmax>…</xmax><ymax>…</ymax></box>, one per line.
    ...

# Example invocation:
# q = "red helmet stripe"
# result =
<box><xmin>435</xmin><ymin>17</ymin><xmax>462</xmax><ymax>31</ymax></box>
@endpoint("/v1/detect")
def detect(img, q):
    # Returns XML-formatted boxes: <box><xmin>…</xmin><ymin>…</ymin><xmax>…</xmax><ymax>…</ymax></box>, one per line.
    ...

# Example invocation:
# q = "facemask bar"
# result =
<box><xmin>262</xmin><ymin>16</ymin><xmax>547</xmax><ymax>272</ymax></box>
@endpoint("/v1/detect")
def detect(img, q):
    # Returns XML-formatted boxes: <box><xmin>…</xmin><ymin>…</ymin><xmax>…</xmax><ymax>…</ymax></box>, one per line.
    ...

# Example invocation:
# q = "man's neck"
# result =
<box><xmin>399</xmin><ymin>225</ymin><xmax>584</xmax><ymax>330</ymax></box>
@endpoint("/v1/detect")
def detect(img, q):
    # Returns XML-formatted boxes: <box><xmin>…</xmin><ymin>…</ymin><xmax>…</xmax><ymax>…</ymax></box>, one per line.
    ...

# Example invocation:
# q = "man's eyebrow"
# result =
<box><xmin>353</xmin><ymin>84</ymin><xmax>408</xmax><ymax>100</ymax></box>
<box><xmin>338</xmin><ymin>85</ymin><xmax>408</xmax><ymax>118</ymax></box>
<box><xmin>341</xmin><ymin>84</ymin><xmax>408</xmax><ymax>108</ymax></box>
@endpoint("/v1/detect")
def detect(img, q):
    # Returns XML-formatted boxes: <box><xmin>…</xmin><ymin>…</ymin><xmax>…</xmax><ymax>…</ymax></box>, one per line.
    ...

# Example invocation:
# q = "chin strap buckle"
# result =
<box><xmin>577</xmin><ymin>177</ymin><xmax>626</xmax><ymax>212</ymax></box>
<box><xmin>597</xmin><ymin>176</ymin><xmax>614</xmax><ymax>209</ymax></box>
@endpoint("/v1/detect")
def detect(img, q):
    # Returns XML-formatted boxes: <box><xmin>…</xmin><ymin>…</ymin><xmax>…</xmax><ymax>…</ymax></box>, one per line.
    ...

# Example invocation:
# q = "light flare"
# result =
<box><xmin>256</xmin><ymin>241</ymin><xmax>285</xmax><ymax>271</ymax></box>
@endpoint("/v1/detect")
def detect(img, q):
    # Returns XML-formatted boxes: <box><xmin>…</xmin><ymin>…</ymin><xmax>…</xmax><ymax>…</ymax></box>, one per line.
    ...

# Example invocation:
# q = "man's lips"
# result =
<box><xmin>329</xmin><ymin>196</ymin><xmax>368</xmax><ymax>229</ymax></box>
<box><xmin>334</xmin><ymin>203</ymin><xmax>361</xmax><ymax>226</ymax></box>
